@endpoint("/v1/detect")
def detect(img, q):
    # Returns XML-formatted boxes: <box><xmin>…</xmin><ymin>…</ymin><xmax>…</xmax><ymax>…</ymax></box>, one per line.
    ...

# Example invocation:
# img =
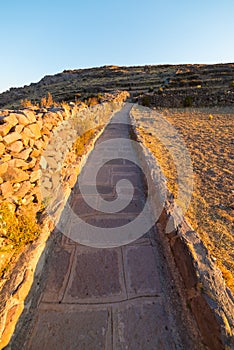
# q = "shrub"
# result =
<box><xmin>0</xmin><ymin>202</ymin><xmax>39</xmax><ymax>246</ymax></box>
<box><xmin>183</xmin><ymin>96</ymin><xmax>193</xmax><ymax>107</ymax></box>
<box><xmin>141</xmin><ymin>95</ymin><xmax>150</xmax><ymax>107</ymax></box>
<box><xmin>21</xmin><ymin>99</ymin><xmax>32</xmax><ymax>108</ymax></box>
<box><xmin>40</xmin><ymin>92</ymin><xmax>54</xmax><ymax>108</ymax></box>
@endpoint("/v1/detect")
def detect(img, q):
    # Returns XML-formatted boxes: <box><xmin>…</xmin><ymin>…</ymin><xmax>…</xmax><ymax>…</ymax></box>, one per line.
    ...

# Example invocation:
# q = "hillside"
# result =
<box><xmin>0</xmin><ymin>63</ymin><xmax>234</xmax><ymax>109</ymax></box>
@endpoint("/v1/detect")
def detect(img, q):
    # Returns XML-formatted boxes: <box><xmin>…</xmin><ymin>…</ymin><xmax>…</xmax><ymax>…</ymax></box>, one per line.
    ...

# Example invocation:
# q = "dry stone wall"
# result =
<box><xmin>0</xmin><ymin>92</ymin><xmax>129</xmax><ymax>214</ymax></box>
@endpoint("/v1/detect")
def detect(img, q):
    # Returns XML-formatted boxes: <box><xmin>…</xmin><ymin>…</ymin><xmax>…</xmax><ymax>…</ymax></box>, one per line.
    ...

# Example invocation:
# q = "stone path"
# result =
<box><xmin>9</xmin><ymin>104</ymin><xmax>204</xmax><ymax>349</ymax></box>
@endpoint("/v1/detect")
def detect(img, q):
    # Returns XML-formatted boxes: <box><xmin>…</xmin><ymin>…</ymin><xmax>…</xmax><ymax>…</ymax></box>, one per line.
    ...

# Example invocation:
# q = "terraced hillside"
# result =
<box><xmin>0</xmin><ymin>63</ymin><xmax>233</xmax><ymax>108</ymax></box>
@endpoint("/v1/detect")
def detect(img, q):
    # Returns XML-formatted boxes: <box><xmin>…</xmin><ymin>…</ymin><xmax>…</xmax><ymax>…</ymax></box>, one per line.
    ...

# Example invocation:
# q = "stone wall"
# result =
<box><xmin>138</xmin><ymin>87</ymin><xmax>234</xmax><ymax>108</ymax></box>
<box><xmin>0</xmin><ymin>91</ymin><xmax>129</xmax><ymax>348</ymax></box>
<box><xmin>0</xmin><ymin>91</ymin><xmax>129</xmax><ymax>213</ymax></box>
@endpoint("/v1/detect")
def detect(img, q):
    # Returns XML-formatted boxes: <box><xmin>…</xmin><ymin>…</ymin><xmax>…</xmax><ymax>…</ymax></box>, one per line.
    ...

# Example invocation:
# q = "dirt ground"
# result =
<box><xmin>135</xmin><ymin>106</ymin><xmax>234</xmax><ymax>292</ymax></box>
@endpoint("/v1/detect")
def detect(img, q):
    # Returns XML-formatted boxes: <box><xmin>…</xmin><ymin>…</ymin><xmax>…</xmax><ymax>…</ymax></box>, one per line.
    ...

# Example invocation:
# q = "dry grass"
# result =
<box><xmin>135</xmin><ymin>107</ymin><xmax>234</xmax><ymax>292</ymax></box>
<box><xmin>0</xmin><ymin>203</ymin><xmax>40</xmax><ymax>278</ymax></box>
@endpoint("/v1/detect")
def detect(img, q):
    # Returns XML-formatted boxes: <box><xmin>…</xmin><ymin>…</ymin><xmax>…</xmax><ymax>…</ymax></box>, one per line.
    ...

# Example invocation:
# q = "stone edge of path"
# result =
<box><xmin>0</xmin><ymin>102</ymin><xmax>125</xmax><ymax>349</ymax></box>
<box><xmin>129</xmin><ymin>106</ymin><xmax>234</xmax><ymax>350</ymax></box>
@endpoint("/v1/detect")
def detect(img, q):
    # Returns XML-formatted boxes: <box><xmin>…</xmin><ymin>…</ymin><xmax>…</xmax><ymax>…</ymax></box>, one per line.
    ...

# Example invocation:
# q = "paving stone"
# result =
<box><xmin>85</xmin><ymin>214</ymin><xmax>136</xmax><ymax>228</ymax></box>
<box><xmin>42</xmin><ymin>247</ymin><xmax>74</xmax><ymax>302</ymax></box>
<box><xmin>123</xmin><ymin>245</ymin><xmax>161</xmax><ymax>297</ymax></box>
<box><xmin>27</xmin><ymin>306</ymin><xmax>110</xmax><ymax>349</ymax></box>
<box><xmin>63</xmin><ymin>248</ymin><xmax>126</xmax><ymax>303</ymax></box>
<box><xmin>70</xmin><ymin>194</ymin><xmax>99</xmax><ymax>217</ymax></box>
<box><xmin>113</xmin><ymin>299</ymin><xmax>175</xmax><ymax>350</ymax></box>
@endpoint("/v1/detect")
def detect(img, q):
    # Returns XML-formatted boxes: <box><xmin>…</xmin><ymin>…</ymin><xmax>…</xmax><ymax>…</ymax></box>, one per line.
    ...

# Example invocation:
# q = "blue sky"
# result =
<box><xmin>1</xmin><ymin>0</ymin><xmax>233</xmax><ymax>92</ymax></box>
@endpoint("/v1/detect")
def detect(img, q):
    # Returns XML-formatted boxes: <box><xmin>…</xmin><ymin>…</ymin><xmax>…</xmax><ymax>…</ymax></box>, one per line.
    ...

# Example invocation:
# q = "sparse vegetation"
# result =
<box><xmin>40</xmin><ymin>92</ymin><xmax>54</xmax><ymax>108</ymax></box>
<box><xmin>73</xmin><ymin>126</ymin><xmax>102</xmax><ymax>157</ymax></box>
<box><xmin>20</xmin><ymin>98</ymin><xmax>34</xmax><ymax>108</ymax></box>
<box><xmin>134</xmin><ymin>107</ymin><xmax>234</xmax><ymax>292</ymax></box>
<box><xmin>141</xmin><ymin>95</ymin><xmax>150</xmax><ymax>107</ymax></box>
<box><xmin>183</xmin><ymin>95</ymin><xmax>193</xmax><ymax>107</ymax></box>
<box><xmin>0</xmin><ymin>202</ymin><xmax>39</xmax><ymax>246</ymax></box>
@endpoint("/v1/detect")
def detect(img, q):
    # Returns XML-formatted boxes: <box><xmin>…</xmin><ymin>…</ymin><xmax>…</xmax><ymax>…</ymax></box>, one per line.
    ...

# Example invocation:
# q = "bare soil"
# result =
<box><xmin>137</xmin><ymin>107</ymin><xmax>234</xmax><ymax>292</ymax></box>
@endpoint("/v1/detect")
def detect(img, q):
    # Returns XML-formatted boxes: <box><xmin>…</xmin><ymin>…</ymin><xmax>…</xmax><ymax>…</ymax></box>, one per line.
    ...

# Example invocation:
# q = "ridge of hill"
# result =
<box><xmin>0</xmin><ymin>63</ymin><xmax>234</xmax><ymax>109</ymax></box>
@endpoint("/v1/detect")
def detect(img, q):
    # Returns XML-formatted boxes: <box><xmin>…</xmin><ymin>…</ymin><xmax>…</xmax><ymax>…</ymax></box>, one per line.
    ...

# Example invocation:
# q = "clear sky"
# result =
<box><xmin>1</xmin><ymin>0</ymin><xmax>233</xmax><ymax>92</ymax></box>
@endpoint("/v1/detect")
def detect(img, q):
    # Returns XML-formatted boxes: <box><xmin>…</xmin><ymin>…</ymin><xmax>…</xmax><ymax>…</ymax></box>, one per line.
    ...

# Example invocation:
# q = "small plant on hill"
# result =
<box><xmin>40</xmin><ymin>92</ymin><xmax>54</xmax><ymax>108</ymax></box>
<box><xmin>183</xmin><ymin>95</ymin><xmax>193</xmax><ymax>107</ymax></box>
<box><xmin>20</xmin><ymin>99</ymin><xmax>34</xmax><ymax>108</ymax></box>
<box><xmin>141</xmin><ymin>95</ymin><xmax>150</xmax><ymax>107</ymax></box>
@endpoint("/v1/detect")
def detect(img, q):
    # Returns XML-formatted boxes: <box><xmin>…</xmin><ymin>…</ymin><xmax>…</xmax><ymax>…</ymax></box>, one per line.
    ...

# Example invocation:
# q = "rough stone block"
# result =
<box><xmin>3</xmin><ymin>132</ymin><xmax>22</xmax><ymax>145</ymax></box>
<box><xmin>6</xmin><ymin>140</ymin><xmax>24</xmax><ymax>153</ymax></box>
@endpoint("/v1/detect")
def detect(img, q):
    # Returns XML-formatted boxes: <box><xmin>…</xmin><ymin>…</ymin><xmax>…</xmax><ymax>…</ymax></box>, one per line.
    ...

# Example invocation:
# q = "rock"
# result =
<box><xmin>0</xmin><ymin>123</ymin><xmax>13</xmax><ymax>137</ymax></box>
<box><xmin>27</xmin><ymin>157</ymin><xmax>37</xmax><ymax>169</ymax></box>
<box><xmin>67</xmin><ymin>173</ymin><xmax>77</xmax><ymax>187</ymax></box>
<box><xmin>2</xmin><ymin>167</ymin><xmax>29</xmax><ymax>183</ymax></box>
<box><xmin>30</xmin><ymin>149</ymin><xmax>42</xmax><ymax>158</ymax></box>
<box><xmin>42</xmin><ymin>177</ymin><xmax>52</xmax><ymax>189</ymax></box>
<box><xmin>1</xmin><ymin>181</ymin><xmax>14</xmax><ymax>198</ymax></box>
<box><xmin>14</xmin><ymin>159</ymin><xmax>29</xmax><ymax>169</ymax></box>
<box><xmin>40</xmin><ymin>156</ymin><xmax>47</xmax><ymax>169</ymax></box>
<box><xmin>15</xmin><ymin>125</ymin><xmax>24</xmax><ymax>133</ymax></box>
<box><xmin>6</xmin><ymin>140</ymin><xmax>24</xmax><ymax>153</ymax></box>
<box><xmin>1</xmin><ymin>154</ymin><xmax>11</xmax><ymax>162</ymax></box>
<box><xmin>28</xmin><ymin>123</ymin><xmax>41</xmax><ymax>139</ymax></box>
<box><xmin>46</xmin><ymin>156</ymin><xmax>58</xmax><ymax>170</ymax></box>
<box><xmin>37</xmin><ymin>120</ymin><xmax>43</xmax><ymax>130</ymax></box>
<box><xmin>34</xmin><ymin>139</ymin><xmax>45</xmax><ymax>150</ymax></box>
<box><xmin>30</xmin><ymin>170</ymin><xmax>41</xmax><ymax>183</ymax></box>
<box><xmin>22</xmin><ymin>126</ymin><xmax>35</xmax><ymax>138</ymax></box>
<box><xmin>0</xmin><ymin>162</ymin><xmax>8</xmax><ymax>176</ymax></box>
<box><xmin>22</xmin><ymin>110</ymin><xmax>36</xmax><ymax>123</ymax></box>
<box><xmin>16</xmin><ymin>148</ymin><xmax>32</xmax><ymax>160</ymax></box>
<box><xmin>44</xmin><ymin>122</ymin><xmax>53</xmax><ymax>131</ymax></box>
<box><xmin>3</xmin><ymin>132</ymin><xmax>22</xmax><ymax>145</ymax></box>
<box><xmin>13</xmin><ymin>181</ymin><xmax>32</xmax><ymax>198</ymax></box>
<box><xmin>51</xmin><ymin>172</ymin><xmax>61</xmax><ymax>188</ymax></box>
<box><xmin>29</xmin><ymin>139</ymin><xmax>35</xmax><ymax>148</ymax></box>
<box><xmin>16</xmin><ymin>113</ymin><xmax>30</xmax><ymax>126</ymax></box>
<box><xmin>41</xmin><ymin>126</ymin><xmax>51</xmax><ymax>136</ymax></box>
<box><xmin>4</xmin><ymin>114</ymin><xmax>18</xmax><ymax>127</ymax></box>
<box><xmin>0</xmin><ymin>143</ymin><xmax>5</xmax><ymax>156</ymax></box>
